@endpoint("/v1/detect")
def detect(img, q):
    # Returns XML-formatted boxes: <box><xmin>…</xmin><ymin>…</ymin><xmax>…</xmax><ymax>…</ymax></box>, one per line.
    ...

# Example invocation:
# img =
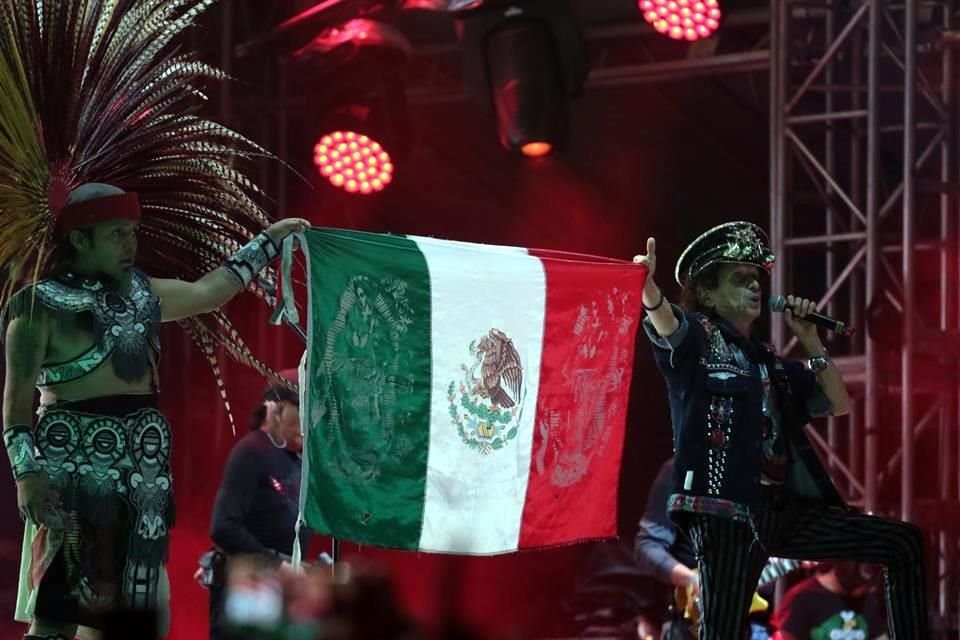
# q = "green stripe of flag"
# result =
<box><xmin>302</xmin><ymin>229</ymin><xmax>432</xmax><ymax>549</ymax></box>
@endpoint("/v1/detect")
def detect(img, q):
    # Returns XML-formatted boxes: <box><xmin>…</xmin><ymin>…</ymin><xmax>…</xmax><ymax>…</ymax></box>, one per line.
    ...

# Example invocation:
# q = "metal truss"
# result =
<box><xmin>404</xmin><ymin>9</ymin><xmax>773</xmax><ymax>104</ymax></box>
<box><xmin>770</xmin><ymin>0</ymin><xmax>960</xmax><ymax>632</ymax></box>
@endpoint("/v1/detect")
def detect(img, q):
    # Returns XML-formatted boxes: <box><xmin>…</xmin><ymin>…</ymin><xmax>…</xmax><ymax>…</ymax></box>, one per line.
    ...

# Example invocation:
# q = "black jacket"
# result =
<box><xmin>644</xmin><ymin>305</ymin><xmax>846</xmax><ymax>524</ymax></box>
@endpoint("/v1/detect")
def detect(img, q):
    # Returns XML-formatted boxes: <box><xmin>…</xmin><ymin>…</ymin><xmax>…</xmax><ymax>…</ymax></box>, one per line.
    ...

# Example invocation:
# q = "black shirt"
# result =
<box><xmin>773</xmin><ymin>576</ymin><xmax>887</xmax><ymax>640</ymax></box>
<box><xmin>210</xmin><ymin>430</ymin><xmax>309</xmax><ymax>558</ymax></box>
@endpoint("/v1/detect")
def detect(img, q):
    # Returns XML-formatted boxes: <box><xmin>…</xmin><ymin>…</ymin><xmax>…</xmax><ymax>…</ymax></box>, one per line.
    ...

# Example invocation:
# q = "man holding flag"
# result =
<box><xmin>634</xmin><ymin>222</ymin><xmax>928</xmax><ymax>640</ymax></box>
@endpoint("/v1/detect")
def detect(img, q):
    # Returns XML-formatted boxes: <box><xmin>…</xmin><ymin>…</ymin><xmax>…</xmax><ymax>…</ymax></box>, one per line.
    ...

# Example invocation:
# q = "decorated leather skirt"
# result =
<box><xmin>16</xmin><ymin>394</ymin><xmax>173</xmax><ymax>629</ymax></box>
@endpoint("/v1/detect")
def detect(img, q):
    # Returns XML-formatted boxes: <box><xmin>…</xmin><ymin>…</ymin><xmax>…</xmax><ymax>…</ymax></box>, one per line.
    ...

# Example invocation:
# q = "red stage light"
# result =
<box><xmin>313</xmin><ymin>131</ymin><xmax>393</xmax><ymax>194</ymax></box>
<box><xmin>638</xmin><ymin>0</ymin><xmax>722</xmax><ymax>42</ymax></box>
<box><xmin>521</xmin><ymin>142</ymin><xmax>553</xmax><ymax>158</ymax></box>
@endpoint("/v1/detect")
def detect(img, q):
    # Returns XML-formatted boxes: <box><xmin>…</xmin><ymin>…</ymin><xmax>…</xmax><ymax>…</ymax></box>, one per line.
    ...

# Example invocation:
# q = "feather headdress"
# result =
<box><xmin>0</xmin><ymin>0</ymin><xmax>293</xmax><ymax>426</ymax></box>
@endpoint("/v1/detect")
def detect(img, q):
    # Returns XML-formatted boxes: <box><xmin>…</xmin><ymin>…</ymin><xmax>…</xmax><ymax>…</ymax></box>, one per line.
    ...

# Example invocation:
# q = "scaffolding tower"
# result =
<box><xmin>770</xmin><ymin>0</ymin><xmax>960</xmax><ymax>633</ymax></box>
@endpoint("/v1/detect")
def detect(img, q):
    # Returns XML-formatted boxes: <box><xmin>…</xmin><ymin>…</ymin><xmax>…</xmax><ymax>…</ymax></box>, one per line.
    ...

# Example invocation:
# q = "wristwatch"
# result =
<box><xmin>808</xmin><ymin>354</ymin><xmax>832</xmax><ymax>373</ymax></box>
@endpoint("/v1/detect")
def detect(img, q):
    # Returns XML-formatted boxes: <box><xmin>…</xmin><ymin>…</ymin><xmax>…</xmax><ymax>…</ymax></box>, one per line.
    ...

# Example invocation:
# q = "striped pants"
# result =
<box><xmin>681</xmin><ymin>492</ymin><xmax>928</xmax><ymax>640</ymax></box>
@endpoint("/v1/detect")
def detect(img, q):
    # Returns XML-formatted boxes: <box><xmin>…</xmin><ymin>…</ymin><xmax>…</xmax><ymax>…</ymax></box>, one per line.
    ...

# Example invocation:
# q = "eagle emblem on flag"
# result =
<box><xmin>448</xmin><ymin>329</ymin><xmax>525</xmax><ymax>455</ymax></box>
<box><xmin>474</xmin><ymin>329</ymin><xmax>523</xmax><ymax>408</ymax></box>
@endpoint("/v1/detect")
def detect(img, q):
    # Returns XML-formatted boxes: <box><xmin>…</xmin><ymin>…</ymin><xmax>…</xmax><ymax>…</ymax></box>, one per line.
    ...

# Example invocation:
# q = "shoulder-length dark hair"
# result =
<box><xmin>678</xmin><ymin>264</ymin><xmax>721</xmax><ymax>315</ymax></box>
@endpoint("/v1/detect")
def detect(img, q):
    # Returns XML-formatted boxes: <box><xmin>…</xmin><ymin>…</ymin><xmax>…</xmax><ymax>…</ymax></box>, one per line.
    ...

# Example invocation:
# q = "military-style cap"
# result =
<box><xmin>674</xmin><ymin>221</ymin><xmax>776</xmax><ymax>286</ymax></box>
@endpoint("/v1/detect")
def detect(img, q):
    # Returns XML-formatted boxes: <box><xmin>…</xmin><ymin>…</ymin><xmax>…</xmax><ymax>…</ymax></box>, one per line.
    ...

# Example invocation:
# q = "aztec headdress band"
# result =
<box><xmin>55</xmin><ymin>192</ymin><xmax>142</xmax><ymax>234</ymax></box>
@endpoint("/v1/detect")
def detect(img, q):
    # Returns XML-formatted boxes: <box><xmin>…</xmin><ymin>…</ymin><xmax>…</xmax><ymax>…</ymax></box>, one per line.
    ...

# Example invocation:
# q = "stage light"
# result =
<box><xmin>455</xmin><ymin>0</ymin><xmax>587</xmax><ymax>156</ymax></box>
<box><xmin>639</xmin><ymin>0</ymin><xmax>722</xmax><ymax>42</ymax></box>
<box><xmin>313</xmin><ymin>131</ymin><xmax>394</xmax><ymax>194</ymax></box>
<box><xmin>521</xmin><ymin>142</ymin><xmax>553</xmax><ymax>158</ymax></box>
<box><xmin>294</xmin><ymin>18</ymin><xmax>411</xmax><ymax>195</ymax></box>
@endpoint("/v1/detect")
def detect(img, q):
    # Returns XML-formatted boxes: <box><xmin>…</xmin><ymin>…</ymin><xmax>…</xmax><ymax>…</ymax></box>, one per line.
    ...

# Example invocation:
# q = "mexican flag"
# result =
<box><xmin>288</xmin><ymin>228</ymin><xmax>647</xmax><ymax>555</ymax></box>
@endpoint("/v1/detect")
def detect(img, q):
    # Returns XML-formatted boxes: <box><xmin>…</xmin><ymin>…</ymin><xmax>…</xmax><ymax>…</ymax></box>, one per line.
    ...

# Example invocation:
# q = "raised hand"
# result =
<box><xmin>633</xmin><ymin>237</ymin><xmax>657</xmax><ymax>280</ymax></box>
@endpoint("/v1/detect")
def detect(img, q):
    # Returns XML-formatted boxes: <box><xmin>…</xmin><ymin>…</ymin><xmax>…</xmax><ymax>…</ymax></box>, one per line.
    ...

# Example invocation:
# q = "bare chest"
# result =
<box><xmin>41</xmin><ymin>312</ymin><xmax>157</xmax><ymax>401</ymax></box>
<box><xmin>46</xmin><ymin>311</ymin><xmax>96</xmax><ymax>364</ymax></box>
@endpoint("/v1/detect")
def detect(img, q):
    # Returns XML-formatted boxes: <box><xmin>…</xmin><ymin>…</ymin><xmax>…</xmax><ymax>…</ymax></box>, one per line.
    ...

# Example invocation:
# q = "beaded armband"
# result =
<box><xmin>223</xmin><ymin>232</ymin><xmax>280</xmax><ymax>287</ymax></box>
<box><xmin>4</xmin><ymin>424</ymin><xmax>41</xmax><ymax>480</ymax></box>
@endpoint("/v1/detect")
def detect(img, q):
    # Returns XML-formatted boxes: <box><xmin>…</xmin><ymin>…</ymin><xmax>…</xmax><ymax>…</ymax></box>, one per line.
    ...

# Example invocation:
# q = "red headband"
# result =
<box><xmin>55</xmin><ymin>192</ymin><xmax>141</xmax><ymax>233</ymax></box>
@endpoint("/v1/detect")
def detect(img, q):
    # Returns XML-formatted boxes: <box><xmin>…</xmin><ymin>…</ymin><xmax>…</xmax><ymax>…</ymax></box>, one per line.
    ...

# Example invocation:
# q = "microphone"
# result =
<box><xmin>769</xmin><ymin>296</ymin><xmax>855</xmax><ymax>336</ymax></box>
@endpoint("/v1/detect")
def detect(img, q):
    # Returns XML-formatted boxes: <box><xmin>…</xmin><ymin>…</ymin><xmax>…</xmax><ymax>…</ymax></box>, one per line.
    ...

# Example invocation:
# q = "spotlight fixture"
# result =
<box><xmin>638</xmin><ymin>0</ymin><xmax>722</xmax><ymax>42</ymax></box>
<box><xmin>295</xmin><ymin>17</ymin><xmax>411</xmax><ymax>195</ymax></box>
<box><xmin>521</xmin><ymin>141</ymin><xmax>552</xmax><ymax>158</ymax></box>
<box><xmin>454</xmin><ymin>0</ymin><xmax>587</xmax><ymax>156</ymax></box>
<box><xmin>313</xmin><ymin>130</ymin><xmax>394</xmax><ymax>194</ymax></box>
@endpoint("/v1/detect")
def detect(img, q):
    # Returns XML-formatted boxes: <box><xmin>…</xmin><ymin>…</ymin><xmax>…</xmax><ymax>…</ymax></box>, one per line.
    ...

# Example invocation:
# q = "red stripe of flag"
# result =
<box><xmin>518</xmin><ymin>252</ymin><xmax>647</xmax><ymax>548</ymax></box>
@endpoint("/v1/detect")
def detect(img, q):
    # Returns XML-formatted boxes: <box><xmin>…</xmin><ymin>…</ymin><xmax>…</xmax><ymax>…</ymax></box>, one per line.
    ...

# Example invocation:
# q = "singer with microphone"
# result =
<box><xmin>633</xmin><ymin>221</ymin><xmax>928</xmax><ymax>640</ymax></box>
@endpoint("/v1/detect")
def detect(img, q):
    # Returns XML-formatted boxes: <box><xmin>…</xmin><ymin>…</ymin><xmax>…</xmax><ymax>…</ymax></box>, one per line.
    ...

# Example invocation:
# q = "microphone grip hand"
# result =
<box><xmin>770</xmin><ymin>295</ymin><xmax>855</xmax><ymax>338</ymax></box>
<box><xmin>781</xmin><ymin>295</ymin><xmax>824</xmax><ymax>344</ymax></box>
